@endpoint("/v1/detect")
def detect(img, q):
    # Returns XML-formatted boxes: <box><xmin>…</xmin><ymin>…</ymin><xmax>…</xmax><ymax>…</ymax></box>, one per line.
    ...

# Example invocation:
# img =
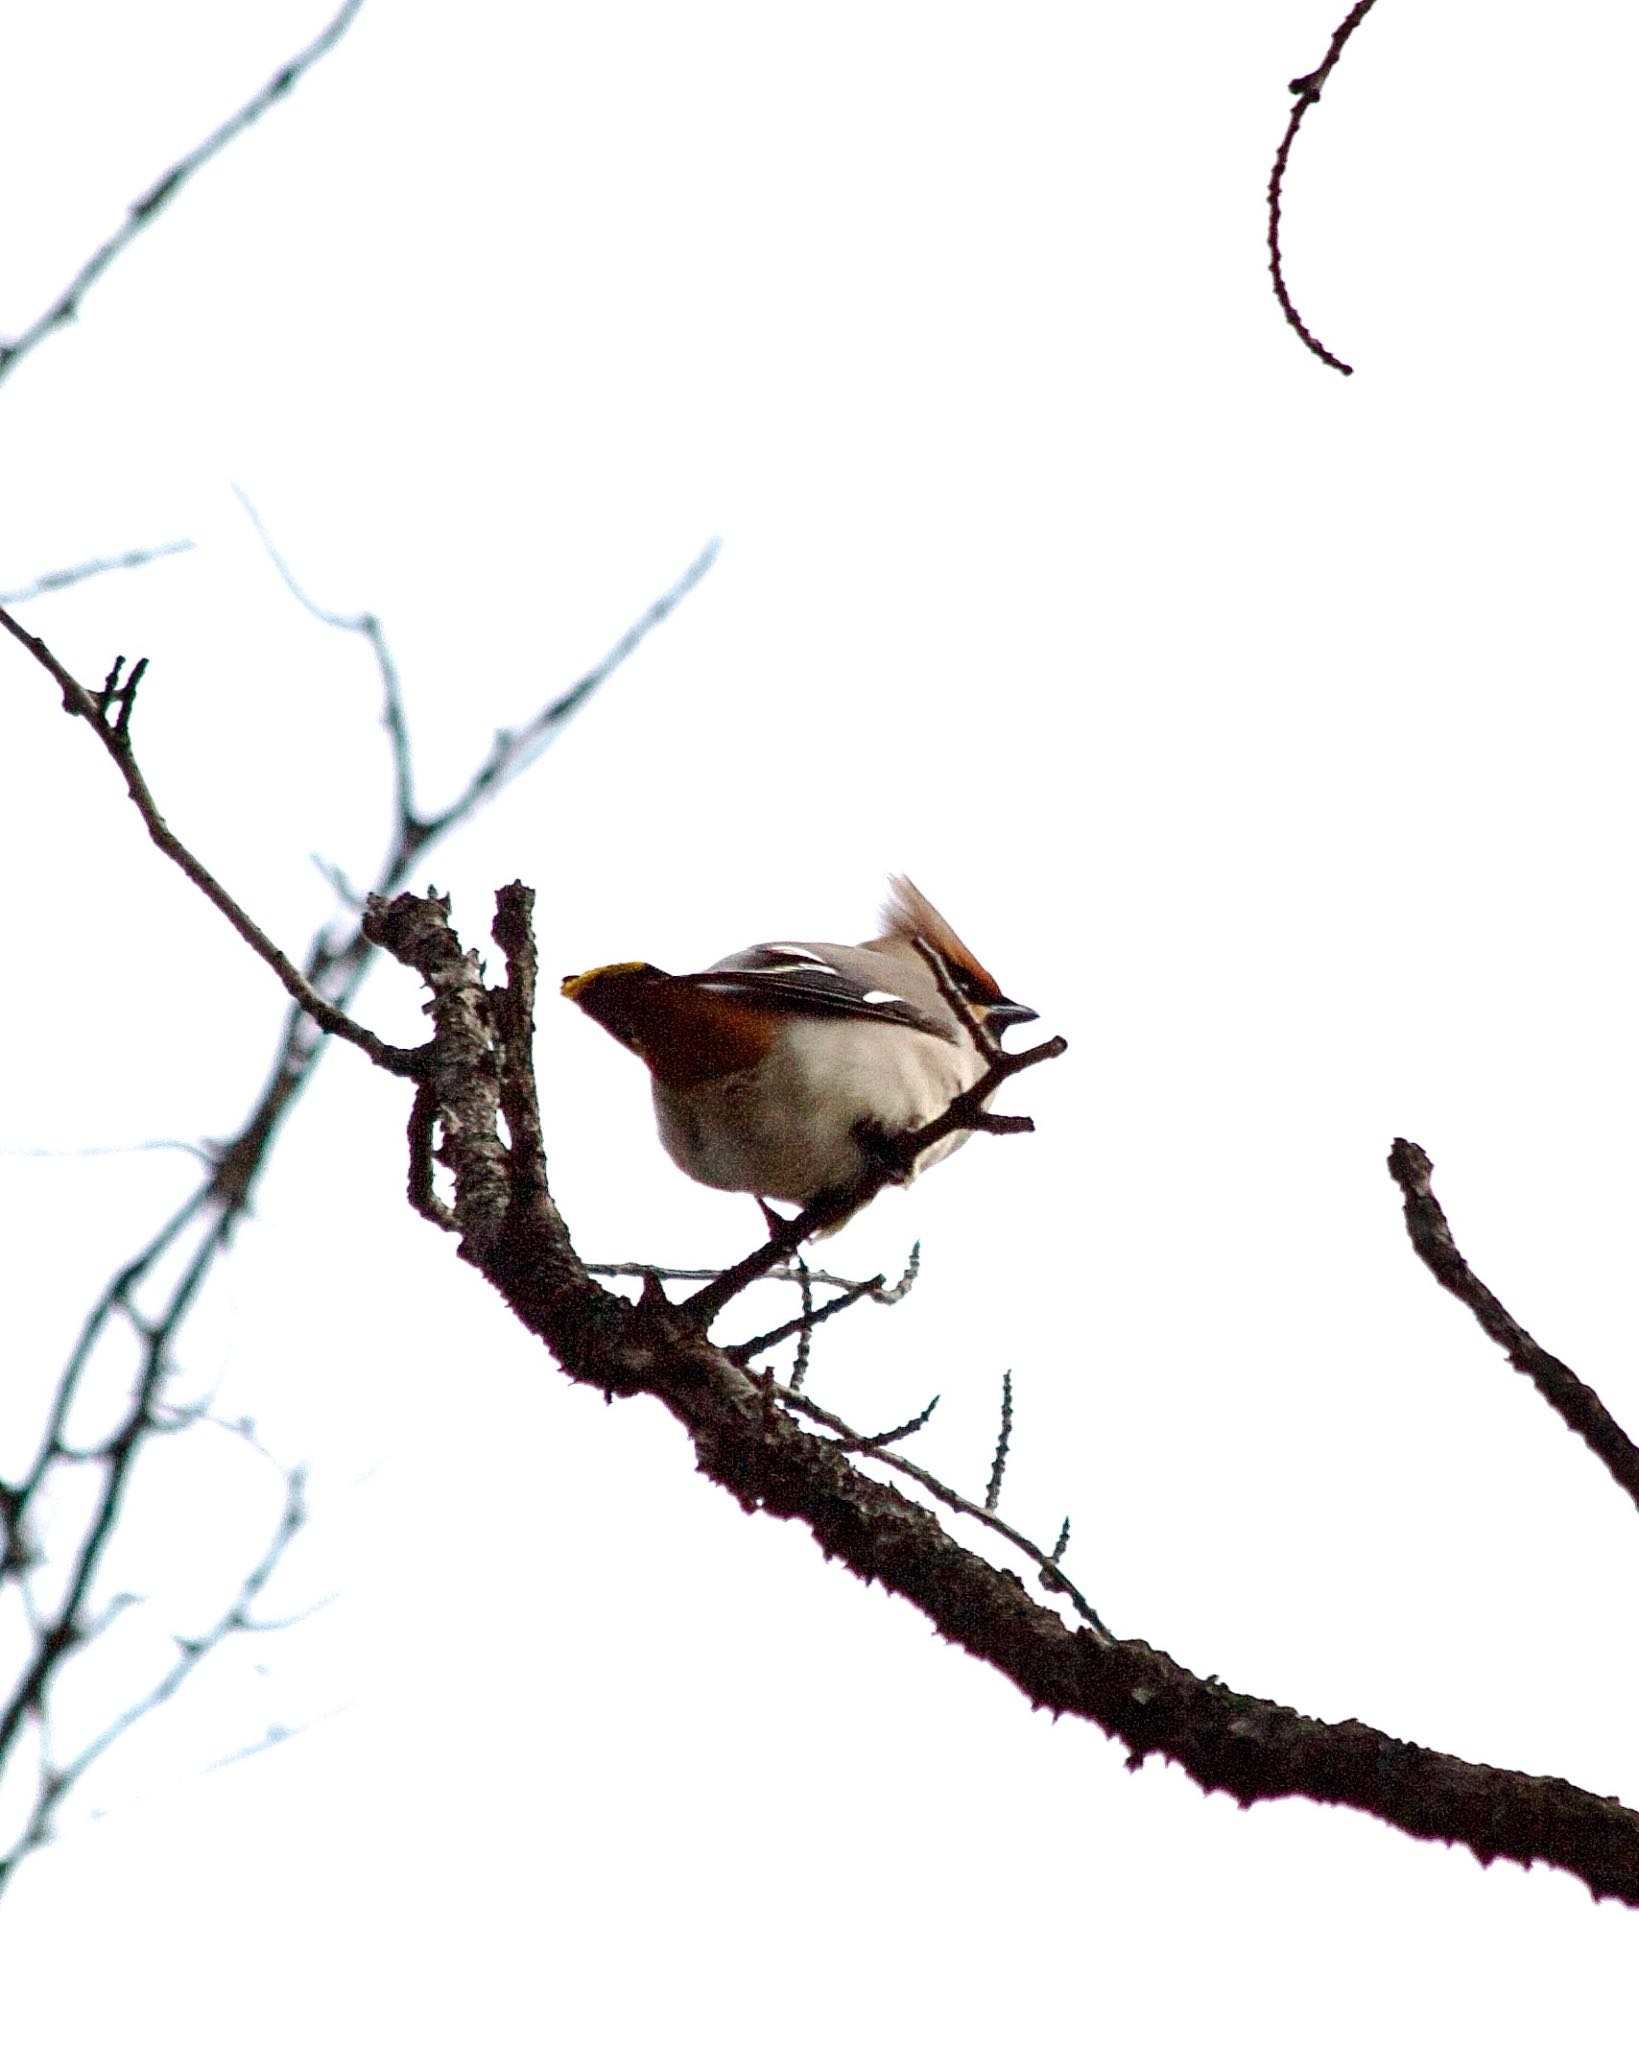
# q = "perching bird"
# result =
<box><xmin>561</xmin><ymin>876</ymin><xmax>1037</xmax><ymax>1212</ymax></box>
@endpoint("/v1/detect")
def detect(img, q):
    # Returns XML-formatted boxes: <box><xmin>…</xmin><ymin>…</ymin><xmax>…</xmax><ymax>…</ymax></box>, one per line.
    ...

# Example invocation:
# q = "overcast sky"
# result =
<box><xmin>5</xmin><ymin>4</ymin><xmax>1639</xmax><ymax>2041</ymax></box>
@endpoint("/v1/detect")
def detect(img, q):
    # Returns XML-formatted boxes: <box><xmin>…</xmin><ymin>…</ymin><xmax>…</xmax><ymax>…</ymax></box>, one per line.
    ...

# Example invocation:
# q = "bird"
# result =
<box><xmin>561</xmin><ymin>876</ymin><xmax>1037</xmax><ymax>1215</ymax></box>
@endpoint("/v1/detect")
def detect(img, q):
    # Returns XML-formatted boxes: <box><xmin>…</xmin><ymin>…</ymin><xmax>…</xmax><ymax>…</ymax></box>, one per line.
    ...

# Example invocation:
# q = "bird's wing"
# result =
<box><xmin>679</xmin><ymin>942</ymin><xmax>953</xmax><ymax>1039</ymax></box>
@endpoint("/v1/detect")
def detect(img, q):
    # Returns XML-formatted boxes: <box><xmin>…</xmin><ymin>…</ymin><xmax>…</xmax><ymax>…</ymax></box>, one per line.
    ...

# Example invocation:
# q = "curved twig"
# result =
<box><xmin>1267</xmin><ymin>0</ymin><xmax>1380</xmax><ymax>375</ymax></box>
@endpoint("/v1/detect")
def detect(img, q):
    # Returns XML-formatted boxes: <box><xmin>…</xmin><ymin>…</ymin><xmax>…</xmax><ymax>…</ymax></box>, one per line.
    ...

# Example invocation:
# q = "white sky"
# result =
<box><xmin>4</xmin><ymin>2</ymin><xmax>1639</xmax><ymax>2040</ymax></box>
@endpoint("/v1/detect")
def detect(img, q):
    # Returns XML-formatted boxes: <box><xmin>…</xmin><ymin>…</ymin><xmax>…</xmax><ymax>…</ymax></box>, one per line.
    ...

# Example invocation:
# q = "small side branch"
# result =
<box><xmin>730</xmin><ymin>1271</ymin><xmax>885</xmax><ymax>1365</ymax></box>
<box><xmin>585</xmin><ymin>1245</ymin><xmax>920</xmax><ymax>1304</ymax></box>
<box><xmin>985</xmin><ymin>1370</ymin><xmax>1014</xmax><ymax>1512</ymax></box>
<box><xmin>1387</xmin><ymin>1138</ymin><xmax>1639</xmax><ymax>1515</ymax></box>
<box><xmin>0</xmin><ymin>611</ymin><xmax>422</xmax><ymax>1077</ymax></box>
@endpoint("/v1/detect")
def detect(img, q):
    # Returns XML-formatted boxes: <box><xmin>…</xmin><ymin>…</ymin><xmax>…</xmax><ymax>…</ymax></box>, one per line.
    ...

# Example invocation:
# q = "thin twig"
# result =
<box><xmin>0</xmin><ymin>610</ymin><xmax>422</xmax><ymax>1077</ymax></box>
<box><xmin>856</xmin><ymin>1393</ymin><xmax>940</xmax><ymax>1450</ymax></box>
<box><xmin>789</xmin><ymin>1253</ymin><xmax>816</xmax><ymax>1389</ymax></box>
<box><xmin>585</xmin><ymin>1246</ymin><xmax>920</xmax><ymax>1303</ymax></box>
<box><xmin>0</xmin><ymin>540</ymin><xmax>195</xmax><ymax>605</ymax></box>
<box><xmin>1388</xmin><ymin>1138</ymin><xmax>1639</xmax><ymax>1515</ymax></box>
<box><xmin>985</xmin><ymin>1370</ymin><xmax>1013</xmax><ymax>1512</ymax></box>
<box><xmin>731</xmin><ymin>1271</ymin><xmax>885</xmax><ymax>1365</ymax></box>
<box><xmin>0</xmin><ymin>0</ymin><xmax>365</xmax><ymax>389</ymax></box>
<box><xmin>417</xmin><ymin>538</ymin><xmax>722</xmax><ymax>838</ymax></box>
<box><xmin>232</xmin><ymin>486</ymin><xmax>416</xmax><ymax>835</ymax></box>
<box><xmin>0</xmin><ymin>1461</ymin><xmax>309</xmax><ymax>1895</ymax></box>
<box><xmin>1266</xmin><ymin>0</ymin><xmax>1380</xmax><ymax>375</ymax></box>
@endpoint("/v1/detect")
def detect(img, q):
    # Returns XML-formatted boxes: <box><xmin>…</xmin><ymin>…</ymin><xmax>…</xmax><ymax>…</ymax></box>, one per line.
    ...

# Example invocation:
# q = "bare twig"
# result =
<box><xmin>854</xmin><ymin>1393</ymin><xmax>940</xmax><ymax>1451</ymax></box>
<box><xmin>584</xmin><ymin>1244</ymin><xmax>920</xmax><ymax>1304</ymax></box>
<box><xmin>233</xmin><ymin>486</ymin><xmax>417</xmax><ymax>834</ymax></box>
<box><xmin>1388</xmin><ymin>1138</ymin><xmax>1639</xmax><ymax>1514</ymax></box>
<box><xmin>1267</xmin><ymin>0</ymin><xmax>1380</xmax><ymax>375</ymax></box>
<box><xmin>0</xmin><ymin>1136</ymin><xmax>211</xmax><ymax>1163</ymax></box>
<box><xmin>0</xmin><ymin>540</ymin><xmax>195</xmax><ymax>605</ymax></box>
<box><xmin>0</xmin><ymin>613</ymin><xmax>422</xmax><ymax>1076</ymax></box>
<box><xmin>789</xmin><ymin>1254</ymin><xmax>816</xmax><ymax>1389</ymax></box>
<box><xmin>0</xmin><ymin>1460</ymin><xmax>309</xmax><ymax>1894</ymax></box>
<box><xmin>730</xmin><ymin>1270</ymin><xmax>885</xmax><ymax>1365</ymax></box>
<box><xmin>0</xmin><ymin>0</ymin><xmax>365</xmax><ymax>389</ymax></box>
<box><xmin>985</xmin><ymin>1370</ymin><xmax>1014</xmax><ymax>1512</ymax></box>
<box><xmin>767</xmin><ymin>1381</ymin><xmax>1110</xmax><ymax>1636</ymax></box>
<box><xmin>416</xmin><ymin>538</ymin><xmax>721</xmax><ymax>839</ymax></box>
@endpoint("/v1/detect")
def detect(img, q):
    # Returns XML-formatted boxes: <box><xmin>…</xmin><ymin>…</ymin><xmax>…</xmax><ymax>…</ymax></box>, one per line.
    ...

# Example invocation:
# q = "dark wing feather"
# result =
<box><xmin>679</xmin><ymin>944</ymin><xmax>950</xmax><ymax>1037</ymax></box>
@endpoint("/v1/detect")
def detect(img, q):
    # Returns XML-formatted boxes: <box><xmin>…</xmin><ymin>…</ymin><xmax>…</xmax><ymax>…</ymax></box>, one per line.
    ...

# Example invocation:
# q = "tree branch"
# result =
<box><xmin>1388</xmin><ymin>1137</ymin><xmax>1639</xmax><ymax>1514</ymax></box>
<box><xmin>366</xmin><ymin>885</ymin><xmax>1639</xmax><ymax>1906</ymax></box>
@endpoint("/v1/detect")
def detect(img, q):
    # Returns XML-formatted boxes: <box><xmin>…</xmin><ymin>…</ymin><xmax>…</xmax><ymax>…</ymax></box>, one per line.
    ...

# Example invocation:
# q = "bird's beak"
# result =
<box><xmin>985</xmin><ymin>998</ymin><xmax>1039</xmax><ymax>1033</ymax></box>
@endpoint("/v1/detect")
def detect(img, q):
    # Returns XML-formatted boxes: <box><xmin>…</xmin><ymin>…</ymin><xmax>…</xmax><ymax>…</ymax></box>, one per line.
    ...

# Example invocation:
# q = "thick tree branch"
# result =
<box><xmin>366</xmin><ymin>885</ymin><xmax>1639</xmax><ymax>1906</ymax></box>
